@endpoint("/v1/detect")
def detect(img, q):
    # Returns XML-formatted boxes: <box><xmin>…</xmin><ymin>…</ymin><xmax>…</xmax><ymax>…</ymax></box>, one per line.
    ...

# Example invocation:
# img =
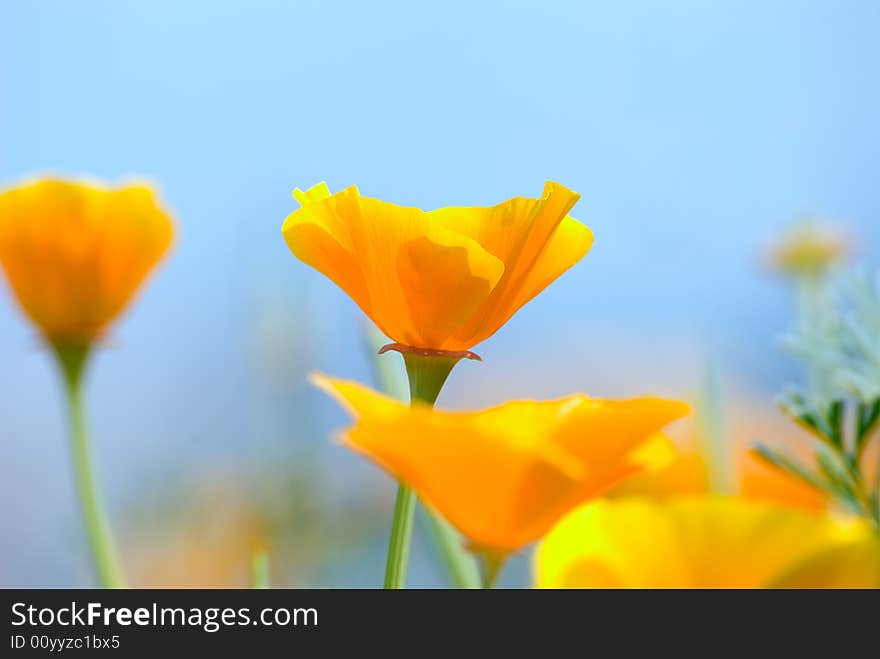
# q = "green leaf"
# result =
<box><xmin>751</xmin><ymin>443</ymin><xmax>832</xmax><ymax>496</ymax></box>
<box><xmin>825</xmin><ymin>400</ymin><xmax>845</xmax><ymax>448</ymax></box>
<box><xmin>814</xmin><ymin>450</ymin><xmax>857</xmax><ymax>502</ymax></box>
<box><xmin>857</xmin><ymin>399</ymin><xmax>880</xmax><ymax>455</ymax></box>
<box><xmin>779</xmin><ymin>392</ymin><xmax>835</xmax><ymax>445</ymax></box>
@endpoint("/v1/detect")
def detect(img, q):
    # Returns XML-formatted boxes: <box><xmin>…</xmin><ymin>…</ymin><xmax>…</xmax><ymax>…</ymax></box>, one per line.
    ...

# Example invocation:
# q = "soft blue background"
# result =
<box><xmin>1</xmin><ymin>0</ymin><xmax>879</xmax><ymax>586</ymax></box>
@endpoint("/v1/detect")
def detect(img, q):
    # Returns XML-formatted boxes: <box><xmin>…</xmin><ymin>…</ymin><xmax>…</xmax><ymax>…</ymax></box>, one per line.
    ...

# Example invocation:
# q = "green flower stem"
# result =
<box><xmin>382</xmin><ymin>350</ymin><xmax>466</xmax><ymax>589</ymax></box>
<box><xmin>52</xmin><ymin>341</ymin><xmax>125</xmax><ymax>589</ymax></box>
<box><xmin>384</xmin><ymin>484</ymin><xmax>417</xmax><ymax>588</ymax></box>
<box><xmin>366</xmin><ymin>328</ymin><xmax>480</xmax><ymax>589</ymax></box>
<box><xmin>478</xmin><ymin>551</ymin><xmax>508</xmax><ymax>589</ymax></box>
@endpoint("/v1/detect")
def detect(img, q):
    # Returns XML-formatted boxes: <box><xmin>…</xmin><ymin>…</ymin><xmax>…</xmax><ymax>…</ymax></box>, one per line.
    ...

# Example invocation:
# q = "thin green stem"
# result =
<box><xmin>53</xmin><ymin>342</ymin><xmax>125</xmax><ymax>589</ymax></box>
<box><xmin>383</xmin><ymin>485</ymin><xmax>417</xmax><ymax>588</ymax></box>
<box><xmin>366</xmin><ymin>328</ymin><xmax>480</xmax><ymax>589</ymax></box>
<box><xmin>479</xmin><ymin>551</ymin><xmax>507</xmax><ymax>589</ymax></box>
<box><xmin>381</xmin><ymin>349</ymin><xmax>464</xmax><ymax>589</ymax></box>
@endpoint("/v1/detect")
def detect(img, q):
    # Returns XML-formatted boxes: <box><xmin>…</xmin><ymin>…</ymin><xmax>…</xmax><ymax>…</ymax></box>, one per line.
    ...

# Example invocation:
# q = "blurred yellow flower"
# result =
<box><xmin>771</xmin><ymin>536</ymin><xmax>880</xmax><ymax>588</ymax></box>
<box><xmin>282</xmin><ymin>182</ymin><xmax>592</xmax><ymax>353</ymax></box>
<box><xmin>0</xmin><ymin>177</ymin><xmax>174</xmax><ymax>343</ymax></box>
<box><xmin>313</xmin><ymin>374</ymin><xmax>688</xmax><ymax>552</ymax></box>
<box><xmin>767</xmin><ymin>220</ymin><xmax>849</xmax><ymax>277</ymax></box>
<box><xmin>535</xmin><ymin>497</ymin><xmax>866</xmax><ymax>588</ymax></box>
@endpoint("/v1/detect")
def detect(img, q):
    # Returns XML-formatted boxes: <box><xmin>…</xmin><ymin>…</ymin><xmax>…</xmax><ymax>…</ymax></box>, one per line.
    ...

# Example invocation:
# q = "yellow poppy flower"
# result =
<box><xmin>771</xmin><ymin>536</ymin><xmax>880</xmax><ymax>588</ymax></box>
<box><xmin>282</xmin><ymin>182</ymin><xmax>592</xmax><ymax>353</ymax></box>
<box><xmin>535</xmin><ymin>497</ymin><xmax>866</xmax><ymax>588</ymax></box>
<box><xmin>313</xmin><ymin>374</ymin><xmax>689</xmax><ymax>552</ymax></box>
<box><xmin>0</xmin><ymin>177</ymin><xmax>174</xmax><ymax>343</ymax></box>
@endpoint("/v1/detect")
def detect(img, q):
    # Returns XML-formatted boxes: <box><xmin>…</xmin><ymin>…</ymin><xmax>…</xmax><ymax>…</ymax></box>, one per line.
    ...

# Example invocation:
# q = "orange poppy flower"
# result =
<box><xmin>0</xmin><ymin>177</ymin><xmax>174</xmax><ymax>343</ymax></box>
<box><xmin>313</xmin><ymin>374</ymin><xmax>689</xmax><ymax>552</ymax></box>
<box><xmin>282</xmin><ymin>182</ymin><xmax>592</xmax><ymax>353</ymax></box>
<box><xmin>609</xmin><ymin>403</ymin><xmax>826</xmax><ymax>510</ymax></box>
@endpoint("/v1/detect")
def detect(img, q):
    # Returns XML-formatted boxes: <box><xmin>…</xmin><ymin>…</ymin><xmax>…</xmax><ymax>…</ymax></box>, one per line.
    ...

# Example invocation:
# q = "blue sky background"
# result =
<box><xmin>2</xmin><ymin>0</ymin><xmax>879</xmax><ymax>586</ymax></box>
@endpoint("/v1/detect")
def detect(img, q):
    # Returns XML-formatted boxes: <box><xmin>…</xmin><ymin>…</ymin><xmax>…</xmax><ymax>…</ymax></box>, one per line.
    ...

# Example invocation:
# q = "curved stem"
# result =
<box><xmin>53</xmin><ymin>342</ymin><xmax>125</xmax><ymax>589</ymax></box>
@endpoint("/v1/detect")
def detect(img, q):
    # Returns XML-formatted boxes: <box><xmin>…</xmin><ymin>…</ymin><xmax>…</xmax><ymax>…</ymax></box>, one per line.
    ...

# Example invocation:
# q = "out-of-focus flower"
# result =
<box><xmin>535</xmin><ymin>497</ymin><xmax>867</xmax><ymax>588</ymax></box>
<box><xmin>0</xmin><ymin>177</ymin><xmax>174</xmax><ymax>587</ymax></box>
<box><xmin>313</xmin><ymin>374</ymin><xmax>688</xmax><ymax>552</ymax></box>
<box><xmin>127</xmin><ymin>479</ymin><xmax>268</xmax><ymax>588</ymax></box>
<box><xmin>126</xmin><ymin>460</ymin><xmax>389</xmax><ymax>587</ymax></box>
<box><xmin>282</xmin><ymin>182</ymin><xmax>592</xmax><ymax>353</ymax></box>
<box><xmin>772</xmin><ymin>536</ymin><xmax>880</xmax><ymax>588</ymax></box>
<box><xmin>0</xmin><ymin>177</ymin><xmax>174</xmax><ymax>343</ymax></box>
<box><xmin>610</xmin><ymin>404</ymin><xmax>826</xmax><ymax>510</ymax></box>
<box><xmin>766</xmin><ymin>220</ymin><xmax>849</xmax><ymax>279</ymax></box>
